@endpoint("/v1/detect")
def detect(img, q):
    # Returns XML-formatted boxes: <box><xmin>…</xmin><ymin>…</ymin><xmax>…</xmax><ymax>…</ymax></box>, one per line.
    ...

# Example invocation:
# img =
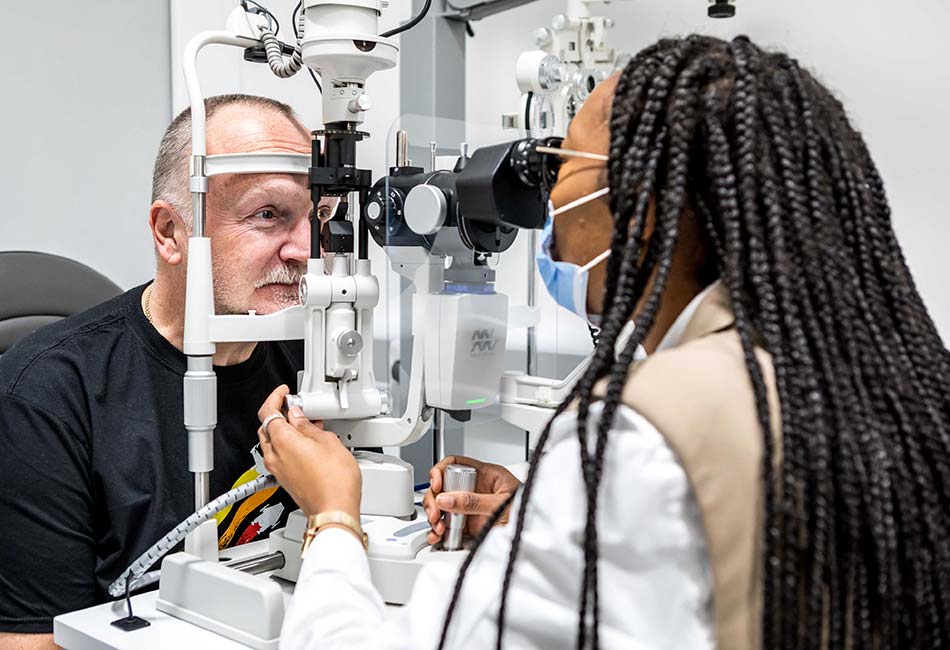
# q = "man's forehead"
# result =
<box><xmin>221</xmin><ymin>170</ymin><xmax>304</xmax><ymax>188</ymax></box>
<box><xmin>213</xmin><ymin>172</ymin><xmax>307</xmax><ymax>207</ymax></box>
<box><xmin>206</xmin><ymin>104</ymin><xmax>310</xmax><ymax>156</ymax></box>
<box><xmin>212</xmin><ymin>172</ymin><xmax>339</xmax><ymax>211</ymax></box>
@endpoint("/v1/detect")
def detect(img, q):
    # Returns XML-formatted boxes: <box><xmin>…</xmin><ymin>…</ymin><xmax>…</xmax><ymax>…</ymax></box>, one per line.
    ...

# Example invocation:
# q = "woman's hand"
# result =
<box><xmin>422</xmin><ymin>455</ymin><xmax>522</xmax><ymax>545</ymax></box>
<box><xmin>256</xmin><ymin>385</ymin><xmax>361</xmax><ymax>519</ymax></box>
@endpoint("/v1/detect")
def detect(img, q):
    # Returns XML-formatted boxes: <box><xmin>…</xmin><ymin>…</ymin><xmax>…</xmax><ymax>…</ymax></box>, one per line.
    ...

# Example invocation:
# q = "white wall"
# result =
<box><xmin>0</xmin><ymin>1</ymin><xmax>172</xmax><ymax>289</ymax></box>
<box><xmin>467</xmin><ymin>0</ymin><xmax>950</xmax><ymax>351</ymax></box>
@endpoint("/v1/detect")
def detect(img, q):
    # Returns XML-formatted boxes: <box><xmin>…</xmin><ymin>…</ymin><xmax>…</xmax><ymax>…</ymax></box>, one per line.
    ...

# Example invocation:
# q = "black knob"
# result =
<box><xmin>364</xmin><ymin>187</ymin><xmax>405</xmax><ymax>235</ymax></box>
<box><xmin>708</xmin><ymin>1</ymin><xmax>735</xmax><ymax>18</ymax></box>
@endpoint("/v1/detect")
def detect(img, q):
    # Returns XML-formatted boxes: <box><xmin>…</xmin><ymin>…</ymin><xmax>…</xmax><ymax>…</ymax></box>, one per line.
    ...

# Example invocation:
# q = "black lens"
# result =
<box><xmin>509</xmin><ymin>136</ymin><xmax>563</xmax><ymax>193</ymax></box>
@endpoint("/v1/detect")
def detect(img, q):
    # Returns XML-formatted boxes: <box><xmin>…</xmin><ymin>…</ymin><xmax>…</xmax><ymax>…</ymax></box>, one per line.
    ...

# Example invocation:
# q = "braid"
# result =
<box><xmin>436</xmin><ymin>35</ymin><xmax>950</xmax><ymax>650</ymax></box>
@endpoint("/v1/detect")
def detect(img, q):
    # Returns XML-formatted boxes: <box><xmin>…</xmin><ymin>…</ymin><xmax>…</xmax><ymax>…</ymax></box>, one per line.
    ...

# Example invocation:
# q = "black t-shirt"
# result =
<box><xmin>0</xmin><ymin>284</ymin><xmax>302</xmax><ymax>633</ymax></box>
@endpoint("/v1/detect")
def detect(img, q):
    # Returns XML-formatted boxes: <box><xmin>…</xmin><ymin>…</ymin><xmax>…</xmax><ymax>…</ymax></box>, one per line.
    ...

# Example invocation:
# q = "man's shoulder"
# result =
<box><xmin>0</xmin><ymin>287</ymin><xmax>140</xmax><ymax>396</ymax></box>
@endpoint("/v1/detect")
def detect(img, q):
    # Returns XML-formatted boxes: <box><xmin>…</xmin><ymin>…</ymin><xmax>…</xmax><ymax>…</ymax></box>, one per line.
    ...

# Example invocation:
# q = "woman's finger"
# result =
<box><xmin>265</xmin><ymin>415</ymin><xmax>311</xmax><ymax>456</ymax></box>
<box><xmin>284</xmin><ymin>415</ymin><xmax>336</xmax><ymax>447</ymax></box>
<box><xmin>285</xmin><ymin>407</ymin><xmax>325</xmax><ymax>432</ymax></box>
<box><xmin>436</xmin><ymin>491</ymin><xmax>507</xmax><ymax>516</ymax></box>
<box><xmin>257</xmin><ymin>424</ymin><xmax>269</xmax><ymax>447</ymax></box>
<box><xmin>258</xmin><ymin>384</ymin><xmax>290</xmax><ymax>422</ymax></box>
<box><xmin>256</xmin><ymin>431</ymin><xmax>279</xmax><ymax>475</ymax></box>
<box><xmin>422</xmin><ymin>491</ymin><xmax>439</xmax><ymax>524</ymax></box>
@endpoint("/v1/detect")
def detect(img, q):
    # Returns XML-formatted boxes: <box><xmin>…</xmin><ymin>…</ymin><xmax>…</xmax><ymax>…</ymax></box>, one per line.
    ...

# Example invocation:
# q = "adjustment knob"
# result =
<box><xmin>365</xmin><ymin>201</ymin><xmax>383</xmax><ymax>221</ymax></box>
<box><xmin>404</xmin><ymin>185</ymin><xmax>447</xmax><ymax>235</ymax></box>
<box><xmin>364</xmin><ymin>187</ymin><xmax>405</xmax><ymax>237</ymax></box>
<box><xmin>337</xmin><ymin>330</ymin><xmax>363</xmax><ymax>357</ymax></box>
<box><xmin>442</xmin><ymin>465</ymin><xmax>477</xmax><ymax>551</ymax></box>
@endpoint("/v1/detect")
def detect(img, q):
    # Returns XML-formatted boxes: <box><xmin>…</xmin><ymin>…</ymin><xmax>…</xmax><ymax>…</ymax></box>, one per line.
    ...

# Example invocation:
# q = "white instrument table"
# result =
<box><xmin>55</xmin><ymin>590</ymin><xmax>268</xmax><ymax>650</ymax></box>
<box><xmin>54</xmin><ymin>583</ymin><xmax>401</xmax><ymax>649</ymax></box>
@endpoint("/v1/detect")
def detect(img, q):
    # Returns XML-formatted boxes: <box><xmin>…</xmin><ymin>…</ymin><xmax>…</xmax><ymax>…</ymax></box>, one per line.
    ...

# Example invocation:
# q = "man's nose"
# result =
<box><xmin>280</xmin><ymin>215</ymin><xmax>312</xmax><ymax>263</ymax></box>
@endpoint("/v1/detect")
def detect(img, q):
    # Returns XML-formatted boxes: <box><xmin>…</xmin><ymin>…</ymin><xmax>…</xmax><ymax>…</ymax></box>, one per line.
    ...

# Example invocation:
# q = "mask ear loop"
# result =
<box><xmin>551</xmin><ymin>187</ymin><xmax>610</xmax><ymax>217</ymax></box>
<box><xmin>535</xmin><ymin>145</ymin><xmax>609</xmax><ymax>162</ymax></box>
<box><xmin>580</xmin><ymin>247</ymin><xmax>611</xmax><ymax>272</ymax></box>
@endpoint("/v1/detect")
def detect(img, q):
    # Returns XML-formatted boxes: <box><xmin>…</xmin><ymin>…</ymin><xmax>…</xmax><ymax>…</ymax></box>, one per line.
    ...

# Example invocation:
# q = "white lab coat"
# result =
<box><xmin>280</xmin><ymin>288</ymin><xmax>720</xmax><ymax>650</ymax></box>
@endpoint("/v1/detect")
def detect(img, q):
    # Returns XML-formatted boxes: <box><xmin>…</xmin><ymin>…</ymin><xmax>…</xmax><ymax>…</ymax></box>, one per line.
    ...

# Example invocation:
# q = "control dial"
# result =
<box><xmin>364</xmin><ymin>186</ymin><xmax>405</xmax><ymax>238</ymax></box>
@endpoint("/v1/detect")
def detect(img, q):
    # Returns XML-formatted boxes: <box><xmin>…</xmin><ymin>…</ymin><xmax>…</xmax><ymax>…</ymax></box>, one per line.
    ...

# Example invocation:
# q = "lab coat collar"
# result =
<box><xmin>655</xmin><ymin>280</ymin><xmax>733</xmax><ymax>352</ymax></box>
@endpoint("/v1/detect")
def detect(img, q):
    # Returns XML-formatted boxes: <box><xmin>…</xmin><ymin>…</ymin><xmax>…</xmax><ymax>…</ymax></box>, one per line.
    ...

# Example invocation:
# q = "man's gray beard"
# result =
<box><xmin>212</xmin><ymin>262</ymin><xmax>306</xmax><ymax>315</ymax></box>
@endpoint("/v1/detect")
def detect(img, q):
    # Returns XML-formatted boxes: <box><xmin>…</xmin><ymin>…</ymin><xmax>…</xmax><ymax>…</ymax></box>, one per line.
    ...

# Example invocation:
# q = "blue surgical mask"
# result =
<box><xmin>536</xmin><ymin>187</ymin><xmax>611</xmax><ymax>326</ymax></box>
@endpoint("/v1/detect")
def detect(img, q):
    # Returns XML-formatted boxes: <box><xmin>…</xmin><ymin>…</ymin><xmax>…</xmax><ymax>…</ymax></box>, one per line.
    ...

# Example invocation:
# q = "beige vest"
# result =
<box><xmin>593</xmin><ymin>284</ymin><xmax>782</xmax><ymax>650</ymax></box>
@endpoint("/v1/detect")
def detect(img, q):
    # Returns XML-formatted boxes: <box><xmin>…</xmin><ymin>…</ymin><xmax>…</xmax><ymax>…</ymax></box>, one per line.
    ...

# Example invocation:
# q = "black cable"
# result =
<box><xmin>380</xmin><ymin>0</ymin><xmax>432</xmax><ymax>38</ymax></box>
<box><xmin>308</xmin><ymin>67</ymin><xmax>323</xmax><ymax>93</ymax></box>
<box><xmin>242</xmin><ymin>0</ymin><xmax>280</xmax><ymax>36</ymax></box>
<box><xmin>465</xmin><ymin>21</ymin><xmax>475</xmax><ymax>37</ymax></box>
<box><xmin>125</xmin><ymin>576</ymin><xmax>134</xmax><ymax>618</ymax></box>
<box><xmin>587</xmin><ymin>323</ymin><xmax>600</xmax><ymax>347</ymax></box>
<box><xmin>292</xmin><ymin>1</ymin><xmax>302</xmax><ymax>37</ymax></box>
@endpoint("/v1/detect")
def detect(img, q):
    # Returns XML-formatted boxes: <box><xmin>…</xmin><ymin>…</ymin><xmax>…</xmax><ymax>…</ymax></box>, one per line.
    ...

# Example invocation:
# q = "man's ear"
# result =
<box><xmin>149</xmin><ymin>200</ymin><xmax>187</xmax><ymax>266</ymax></box>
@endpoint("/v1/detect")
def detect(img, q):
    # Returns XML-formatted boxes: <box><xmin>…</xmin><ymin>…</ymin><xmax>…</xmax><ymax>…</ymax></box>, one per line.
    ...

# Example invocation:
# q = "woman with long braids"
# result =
<box><xmin>261</xmin><ymin>34</ymin><xmax>950</xmax><ymax>650</ymax></box>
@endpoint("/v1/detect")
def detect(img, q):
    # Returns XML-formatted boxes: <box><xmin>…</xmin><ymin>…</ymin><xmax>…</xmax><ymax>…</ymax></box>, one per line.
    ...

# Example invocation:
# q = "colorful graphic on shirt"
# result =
<box><xmin>215</xmin><ymin>466</ymin><xmax>295</xmax><ymax>549</ymax></box>
<box><xmin>236</xmin><ymin>503</ymin><xmax>286</xmax><ymax>546</ymax></box>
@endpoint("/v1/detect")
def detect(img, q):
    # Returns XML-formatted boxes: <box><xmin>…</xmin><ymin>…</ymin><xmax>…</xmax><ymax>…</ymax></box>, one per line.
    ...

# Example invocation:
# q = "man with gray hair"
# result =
<box><xmin>0</xmin><ymin>94</ymin><xmax>334</xmax><ymax>649</ymax></box>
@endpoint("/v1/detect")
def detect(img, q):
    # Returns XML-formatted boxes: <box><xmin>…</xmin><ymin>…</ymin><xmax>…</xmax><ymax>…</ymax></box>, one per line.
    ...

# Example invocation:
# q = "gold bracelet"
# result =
<box><xmin>301</xmin><ymin>510</ymin><xmax>369</xmax><ymax>558</ymax></box>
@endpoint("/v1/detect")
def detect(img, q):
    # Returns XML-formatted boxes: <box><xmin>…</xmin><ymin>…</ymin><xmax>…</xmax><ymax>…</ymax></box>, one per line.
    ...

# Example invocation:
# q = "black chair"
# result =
<box><xmin>0</xmin><ymin>251</ymin><xmax>123</xmax><ymax>354</ymax></box>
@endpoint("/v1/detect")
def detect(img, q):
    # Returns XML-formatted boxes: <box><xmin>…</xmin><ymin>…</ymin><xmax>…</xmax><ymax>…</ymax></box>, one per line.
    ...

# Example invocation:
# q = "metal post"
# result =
<box><xmin>526</xmin><ymin>229</ymin><xmax>539</xmax><ymax>377</ymax></box>
<box><xmin>191</xmin><ymin>155</ymin><xmax>207</xmax><ymax>237</ymax></box>
<box><xmin>195</xmin><ymin>474</ymin><xmax>210</xmax><ymax>511</ymax></box>
<box><xmin>433</xmin><ymin>409</ymin><xmax>446</xmax><ymax>465</ymax></box>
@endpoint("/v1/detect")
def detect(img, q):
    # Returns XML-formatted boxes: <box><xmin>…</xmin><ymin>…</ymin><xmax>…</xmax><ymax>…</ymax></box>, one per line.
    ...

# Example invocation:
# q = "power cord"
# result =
<box><xmin>380</xmin><ymin>0</ymin><xmax>432</xmax><ymax>38</ymax></box>
<box><xmin>242</xmin><ymin>0</ymin><xmax>280</xmax><ymax>36</ymax></box>
<box><xmin>293</xmin><ymin>1</ymin><xmax>323</xmax><ymax>93</ymax></box>
<box><xmin>109</xmin><ymin>576</ymin><xmax>150</xmax><ymax>632</ymax></box>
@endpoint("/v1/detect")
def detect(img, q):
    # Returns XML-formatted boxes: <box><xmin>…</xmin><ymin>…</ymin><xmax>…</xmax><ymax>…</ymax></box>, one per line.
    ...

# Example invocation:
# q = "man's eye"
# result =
<box><xmin>253</xmin><ymin>209</ymin><xmax>277</xmax><ymax>220</ymax></box>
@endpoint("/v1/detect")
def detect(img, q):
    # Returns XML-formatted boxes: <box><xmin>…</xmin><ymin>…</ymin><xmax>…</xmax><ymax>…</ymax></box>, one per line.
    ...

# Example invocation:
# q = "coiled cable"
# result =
<box><xmin>107</xmin><ymin>475</ymin><xmax>277</xmax><ymax>598</ymax></box>
<box><xmin>259</xmin><ymin>25</ymin><xmax>303</xmax><ymax>78</ymax></box>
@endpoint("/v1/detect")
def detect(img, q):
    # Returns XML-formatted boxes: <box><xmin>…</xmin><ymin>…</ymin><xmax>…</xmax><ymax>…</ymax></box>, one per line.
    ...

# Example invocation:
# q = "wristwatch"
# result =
<box><xmin>301</xmin><ymin>510</ymin><xmax>369</xmax><ymax>558</ymax></box>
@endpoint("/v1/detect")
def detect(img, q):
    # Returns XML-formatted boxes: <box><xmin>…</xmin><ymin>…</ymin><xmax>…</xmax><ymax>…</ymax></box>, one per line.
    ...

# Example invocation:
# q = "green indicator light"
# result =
<box><xmin>466</xmin><ymin>398</ymin><xmax>487</xmax><ymax>405</ymax></box>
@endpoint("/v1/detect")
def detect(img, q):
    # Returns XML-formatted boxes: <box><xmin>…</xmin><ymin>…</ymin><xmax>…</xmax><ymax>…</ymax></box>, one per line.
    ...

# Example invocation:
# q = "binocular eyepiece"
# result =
<box><xmin>455</xmin><ymin>135</ymin><xmax>562</xmax><ymax>231</ymax></box>
<box><xmin>363</xmin><ymin>135</ymin><xmax>565</xmax><ymax>254</ymax></box>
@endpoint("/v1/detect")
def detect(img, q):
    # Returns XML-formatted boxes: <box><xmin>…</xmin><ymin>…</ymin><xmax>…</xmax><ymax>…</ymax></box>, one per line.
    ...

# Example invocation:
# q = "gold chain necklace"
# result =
<box><xmin>144</xmin><ymin>285</ymin><xmax>153</xmax><ymax>324</ymax></box>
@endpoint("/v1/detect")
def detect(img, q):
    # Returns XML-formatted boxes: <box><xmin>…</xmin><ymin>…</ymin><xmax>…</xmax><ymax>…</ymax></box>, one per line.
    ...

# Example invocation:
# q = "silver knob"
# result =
<box><xmin>405</xmin><ymin>185</ymin><xmax>447</xmax><ymax>235</ymax></box>
<box><xmin>396</xmin><ymin>130</ymin><xmax>409</xmax><ymax>167</ymax></box>
<box><xmin>534</xmin><ymin>27</ymin><xmax>551</xmax><ymax>47</ymax></box>
<box><xmin>552</xmin><ymin>14</ymin><xmax>578</xmax><ymax>31</ymax></box>
<box><xmin>442</xmin><ymin>464</ymin><xmax>477</xmax><ymax>551</ymax></box>
<box><xmin>337</xmin><ymin>330</ymin><xmax>363</xmax><ymax>357</ymax></box>
<box><xmin>366</xmin><ymin>201</ymin><xmax>382</xmax><ymax>221</ymax></box>
<box><xmin>285</xmin><ymin>393</ymin><xmax>303</xmax><ymax>412</ymax></box>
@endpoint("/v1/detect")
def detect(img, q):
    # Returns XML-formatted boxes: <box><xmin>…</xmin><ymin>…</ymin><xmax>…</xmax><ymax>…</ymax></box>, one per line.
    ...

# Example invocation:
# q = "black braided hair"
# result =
<box><xmin>435</xmin><ymin>35</ymin><xmax>950</xmax><ymax>649</ymax></box>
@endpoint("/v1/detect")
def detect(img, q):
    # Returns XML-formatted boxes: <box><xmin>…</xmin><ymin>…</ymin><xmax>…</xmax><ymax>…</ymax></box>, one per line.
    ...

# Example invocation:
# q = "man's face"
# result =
<box><xmin>202</xmin><ymin>104</ymin><xmax>333</xmax><ymax>315</ymax></box>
